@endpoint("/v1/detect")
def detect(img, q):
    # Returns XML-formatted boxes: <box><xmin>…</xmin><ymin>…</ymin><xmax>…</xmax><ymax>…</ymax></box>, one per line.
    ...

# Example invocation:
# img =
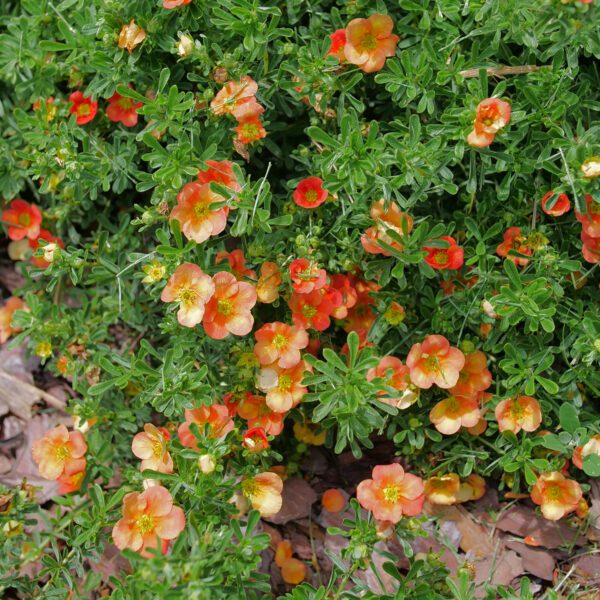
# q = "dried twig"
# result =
<box><xmin>459</xmin><ymin>65</ymin><xmax>544</xmax><ymax>79</ymax></box>
<box><xmin>0</xmin><ymin>370</ymin><xmax>66</xmax><ymax>419</ymax></box>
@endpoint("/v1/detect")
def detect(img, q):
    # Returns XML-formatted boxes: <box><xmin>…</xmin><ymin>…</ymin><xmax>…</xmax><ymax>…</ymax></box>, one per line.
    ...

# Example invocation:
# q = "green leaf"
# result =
<box><xmin>583</xmin><ymin>454</ymin><xmax>600</xmax><ymax>477</ymax></box>
<box><xmin>559</xmin><ymin>403</ymin><xmax>580</xmax><ymax>433</ymax></box>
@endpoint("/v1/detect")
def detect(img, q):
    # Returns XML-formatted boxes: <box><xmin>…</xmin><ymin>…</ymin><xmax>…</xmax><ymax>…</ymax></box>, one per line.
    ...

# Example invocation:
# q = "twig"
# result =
<box><xmin>459</xmin><ymin>65</ymin><xmax>544</xmax><ymax>79</ymax></box>
<box><xmin>0</xmin><ymin>370</ymin><xmax>66</xmax><ymax>409</ymax></box>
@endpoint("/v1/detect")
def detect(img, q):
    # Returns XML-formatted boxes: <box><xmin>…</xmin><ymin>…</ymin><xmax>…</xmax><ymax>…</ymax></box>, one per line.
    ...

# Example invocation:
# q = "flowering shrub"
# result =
<box><xmin>0</xmin><ymin>0</ymin><xmax>599</xmax><ymax>598</ymax></box>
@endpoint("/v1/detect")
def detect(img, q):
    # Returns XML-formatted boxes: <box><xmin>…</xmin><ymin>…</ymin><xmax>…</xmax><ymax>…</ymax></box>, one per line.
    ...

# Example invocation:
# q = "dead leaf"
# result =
<box><xmin>0</xmin><ymin>369</ymin><xmax>65</xmax><ymax>420</ymax></box>
<box><xmin>264</xmin><ymin>478</ymin><xmax>317</xmax><ymax>525</ymax></box>
<box><xmin>504</xmin><ymin>539</ymin><xmax>555</xmax><ymax>580</ymax></box>
<box><xmin>474</xmin><ymin>549</ymin><xmax>524</xmax><ymax>594</ymax></box>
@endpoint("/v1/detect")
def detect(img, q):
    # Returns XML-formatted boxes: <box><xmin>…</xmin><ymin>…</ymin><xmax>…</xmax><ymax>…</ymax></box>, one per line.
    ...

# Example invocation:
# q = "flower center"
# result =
<box><xmin>361</xmin><ymin>33</ymin><xmax>378</xmax><ymax>50</ymax></box>
<box><xmin>424</xmin><ymin>354</ymin><xmax>440</xmax><ymax>372</ymax></box>
<box><xmin>118</xmin><ymin>97</ymin><xmax>134</xmax><ymax>111</ymax></box>
<box><xmin>136</xmin><ymin>514</ymin><xmax>155</xmax><ymax>534</ymax></box>
<box><xmin>382</xmin><ymin>484</ymin><xmax>400</xmax><ymax>503</ymax></box>
<box><xmin>434</xmin><ymin>251</ymin><xmax>449</xmax><ymax>265</ymax></box>
<box><xmin>240</xmin><ymin>122</ymin><xmax>260</xmax><ymax>139</ymax></box>
<box><xmin>278</xmin><ymin>374</ymin><xmax>292</xmax><ymax>391</ymax></box>
<box><xmin>194</xmin><ymin>202</ymin><xmax>210</xmax><ymax>218</ymax></box>
<box><xmin>304</xmin><ymin>189</ymin><xmax>318</xmax><ymax>204</ymax></box>
<box><xmin>55</xmin><ymin>445</ymin><xmax>70</xmax><ymax>461</ymax></box>
<box><xmin>272</xmin><ymin>333</ymin><xmax>288</xmax><ymax>350</ymax></box>
<box><xmin>18</xmin><ymin>213</ymin><xmax>31</xmax><ymax>226</ymax></box>
<box><xmin>152</xmin><ymin>439</ymin><xmax>164</xmax><ymax>458</ymax></box>
<box><xmin>545</xmin><ymin>485</ymin><xmax>562</xmax><ymax>501</ymax></box>
<box><xmin>177</xmin><ymin>286</ymin><xmax>198</xmax><ymax>307</ymax></box>
<box><xmin>77</xmin><ymin>103</ymin><xmax>91</xmax><ymax>117</ymax></box>
<box><xmin>241</xmin><ymin>478</ymin><xmax>258</xmax><ymax>498</ymax></box>
<box><xmin>217</xmin><ymin>299</ymin><xmax>234</xmax><ymax>316</ymax></box>
<box><xmin>302</xmin><ymin>304</ymin><xmax>317</xmax><ymax>318</ymax></box>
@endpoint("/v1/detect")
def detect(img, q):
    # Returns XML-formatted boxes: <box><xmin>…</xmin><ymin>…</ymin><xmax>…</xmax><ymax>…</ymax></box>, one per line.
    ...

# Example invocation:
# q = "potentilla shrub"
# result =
<box><xmin>0</xmin><ymin>0</ymin><xmax>599</xmax><ymax>598</ymax></box>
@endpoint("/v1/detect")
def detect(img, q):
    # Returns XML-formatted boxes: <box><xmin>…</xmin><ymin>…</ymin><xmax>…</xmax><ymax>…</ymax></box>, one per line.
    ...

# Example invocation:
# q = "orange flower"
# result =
<box><xmin>234</xmin><ymin>115</ymin><xmax>267</xmax><ymax>144</ymax></box>
<box><xmin>132</xmin><ymin>424</ymin><xmax>174</xmax><ymax>474</ymax></box>
<box><xmin>367</xmin><ymin>356</ymin><xmax>418</xmax><ymax>409</ymax></box>
<box><xmin>329</xmin><ymin>274</ymin><xmax>358</xmax><ymax>319</ymax></box>
<box><xmin>281</xmin><ymin>558</ymin><xmax>306</xmax><ymax>585</ymax></box>
<box><xmin>467</xmin><ymin>98</ymin><xmax>511</xmax><ymax>147</ymax></box>
<box><xmin>242</xmin><ymin>427</ymin><xmax>269</xmax><ymax>452</ymax></box>
<box><xmin>575</xmin><ymin>195</ymin><xmax>600</xmax><ymax>237</ymax></box>
<box><xmin>326</xmin><ymin>29</ymin><xmax>346</xmax><ymax>62</ymax></box>
<box><xmin>0</xmin><ymin>296</ymin><xmax>27</xmax><ymax>344</ymax></box>
<box><xmin>423</xmin><ymin>236</ymin><xmax>464</xmax><ymax>270</ymax></box>
<box><xmin>118</xmin><ymin>20</ymin><xmax>146</xmax><ymax>53</ymax></box>
<box><xmin>293</xmin><ymin>177</ymin><xmax>328</xmax><ymax>209</ymax></box>
<box><xmin>112</xmin><ymin>485</ymin><xmax>185</xmax><ymax>556</ymax></box>
<box><xmin>541</xmin><ymin>191</ymin><xmax>571</xmax><ymax>217</ymax></box>
<box><xmin>202</xmin><ymin>271</ymin><xmax>256</xmax><ymax>339</ymax></box>
<box><xmin>424</xmin><ymin>473</ymin><xmax>460</xmax><ymax>505</ymax></box>
<box><xmin>160</xmin><ymin>263</ymin><xmax>215</xmax><ymax>327</ymax></box>
<box><xmin>256</xmin><ymin>261</ymin><xmax>282</xmax><ymax>303</ymax></box>
<box><xmin>198</xmin><ymin>160</ymin><xmax>242</xmax><ymax>194</ymax></box>
<box><xmin>163</xmin><ymin>0</ymin><xmax>192</xmax><ymax>8</ymax></box>
<box><xmin>449</xmin><ymin>350</ymin><xmax>492</xmax><ymax>398</ymax></box>
<box><xmin>178</xmin><ymin>404</ymin><xmax>235</xmax><ymax>448</ymax></box>
<box><xmin>361</xmin><ymin>200</ymin><xmax>413</xmax><ymax>256</ymax></box>
<box><xmin>356</xmin><ymin>463</ymin><xmax>425</xmax><ymax>523</ymax></box>
<box><xmin>236</xmin><ymin>392</ymin><xmax>285</xmax><ymax>435</ymax></box>
<box><xmin>406</xmin><ymin>334</ymin><xmax>465</xmax><ymax>390</ymax></box>
<box><xmin>495</xmin><ymin>396</ymin><xmax>541</xmax><ymax>434</ymax></box>
<box><xmin>31</xmin><ymin>425</ymin><xmax>87</xmax><ymax>480</ymax></box>
<box><xmin>215</xmin><ymin>249</ymin><xmax>256</xmax><ymax>280</ymax></box>
<box><xmin>275</xmin><ymin>539</ymin><xmax>293</xmax><ymax>566</ymax></box>
<box><xmin>344</xmin><ymin>14</ymin><xmax>399</xmax><ymax>74</ymax></box>
<box><xmin>342</xmin><ymin>277</ymin><xmax>379</xmax><ymax>333</ymax></box>
<box><xmin>289</xmin><ymin>258</ymin><xmax>327</xmax><ymax>293</ymax></box>
<box><xmin>288</xmin><ymin>287</ymin><xmax>342</xmax><ymax>331</ymax></box>
<box><xmin>68</xmin><ymin>91</ymin><xmax>98</xmax><ymax>125</ymax></box>
<box><xmin>322</xmin><ymin>489</ymin><xmax>346</xmax><ymax>513</ymax></box>
<box><xmin>496</xmin><ymin>227</ymin><xmax>532</xmax><ymax>266</ymax></box>
<box><xmin>106</xmin><ymin>91</ymin><xmax>143</xmax><ymax>127</ymax></box>
<box><xmin>254</xmin><ymin>322</ymin><xmax>309</xmax><ymax>368</ymax></box>
<box><xmin>2</xmin><ymin>199</ymin><xmax>42</xmax><ymax>241</ymax></box>
<box><xmin>581</xmin><ymin>231</ymin><xmax>600</xmax><ymax>263</ymax></box>
<box><xmin>211</xmin><ymin>76</ymin><xmax>259</xmax><ymax>117</ymax></box>
<box><xmin>257</xmin><ymin>360</ymin><xmax>309</xmax><ymax>413</ymax></box>
<box><xmin>170</xmin><ymin>182</ymin><xmax>229</xmax><ymax>244</ymax></box>
<box><xmin>429</xmin><ymin>395</ymin><xmax>481</xmax><ymax>435</ymax></box>
<box><xmin>572</xmin><ymin>434</ymin><xmax>600</xmax><ymax>470</ymax></box>
<box><xmin>530</xmin><ymin>472</ymin><xmax>583</xmax><ymax>521</ymax></box>
<box><xmin>56</xmin><ymin>458</ymin><xmax>86</xmax><ymax>495</ymax></box>
<box><xmin>241</xmin><ymin>471</ymin><xmax>283</xmax><ymax>517</ymax></box>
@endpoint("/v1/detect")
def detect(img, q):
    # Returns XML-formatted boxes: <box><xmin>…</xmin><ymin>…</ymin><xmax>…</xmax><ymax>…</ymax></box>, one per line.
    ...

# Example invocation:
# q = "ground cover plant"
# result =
<box><xmin>0</xmin><ymin>0</ymin><xmax>599</xmax><ymax>598</ymax></box>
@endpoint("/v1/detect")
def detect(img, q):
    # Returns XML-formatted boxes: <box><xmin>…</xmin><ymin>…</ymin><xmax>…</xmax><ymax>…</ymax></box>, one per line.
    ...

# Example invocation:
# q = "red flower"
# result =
<box><xmin>197</xmin><ymin>160</ymin><xmax>242</xmax><ymax>194</ymax></box>
<box><xmin>242</xmin><ymin>427</ymin><xmax>269</xmax><ymax>452</ymax></box>
<box><xmin>326</xmin><ymin>29</ymin><xmax>346</xmax><ymax>62</ymax></box>
<box><xmin>496</xmin><ymin>227</ymin><xmax>532</xmax><ymax>266</ymax></box>
<box><xmin>289</xmin><ymin>258</ymin><xmax>327</xmax><ymax>293</ymax></box>
<box><xmin>541</xmin><ymin>191</ymin><xmax>571</xmax><ymax>217</ymax></box>
<box><xmin>288</xmin><ymin>287</ymin><xmax>342</xmax><ymax>331</ymax></box>
<box><xmin>106</xmin><ymin>91</ymin><xmax>143</xmax><ymax>127</ymax></box>
<box><xmin>2</xmin><ymin>199</ymin><xmax>42</xmax><ymax>241</ymax></box>
<box><xmin>329</xmin><ymin>274</ymin><xmax>358</xmax><ymax>319</ymax></box>
<box><xmin>423</xmin><ymin>236</ymin><xmax>464</xmax><ymax>270</ymax></box>
<box><xmin>575</xmin><ymin>195</ymin><xmax>600</xmax><ymax>237</ymax></box>
<box><xmin>28</xmin><ymin>229</ymin><xmax>64</xmax><ymax>268</ymax></box>
<box><xmin>293</xmin><ymin>177</ymin><xmax>328</xmax><ymax>209</ymax></box>
<box><xmin>68</xmin><ymin>91</ymin><xmax>98</xmax><ymax>125</ymax></box>
<box><xmin>467</xmin><ymin>98</ymin><xmax>511</xmax><ymax>148</ymax></box>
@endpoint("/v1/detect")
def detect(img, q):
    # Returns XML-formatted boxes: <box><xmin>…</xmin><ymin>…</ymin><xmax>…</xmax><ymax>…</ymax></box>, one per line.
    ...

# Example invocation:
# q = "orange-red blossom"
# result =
<box><xmin>344</xmin><ymin>14</ymin><xmax>399</xmax><ymax>74</ymax></box>
<box><xmin>495</xmin><ymin>395</ymin><xmax>541</xmax><ymax>434</ymax></box>
<box><xmin>530</xmin><ymin>472</ymin><xmax>583</xmax><ymax>521</ymax></box>
<box><xmin>254</xmin><ymin>321</ymin><xmax>309</xmax><ymax>369</ymax></box>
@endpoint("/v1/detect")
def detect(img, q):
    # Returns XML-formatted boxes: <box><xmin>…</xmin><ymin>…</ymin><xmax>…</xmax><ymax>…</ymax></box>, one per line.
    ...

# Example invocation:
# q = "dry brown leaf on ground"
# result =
<box><xmin>264</xmin><ymin>477</ymin><xmax>317</xmax><ymax>524</ymax></box>
<box><xmin>0</xmin><ymin>369</ymin><xmax>65</xmax><ymax>420</ymax></box>
<box><xmin>474</xmin><ymin>548</ymin><xmax>524</xmax><ymax>596</ymax></box>
<box><xmin>504</xmin><ymin>539</ymin><xmax>555</xmax><ymax>580</ymax></box>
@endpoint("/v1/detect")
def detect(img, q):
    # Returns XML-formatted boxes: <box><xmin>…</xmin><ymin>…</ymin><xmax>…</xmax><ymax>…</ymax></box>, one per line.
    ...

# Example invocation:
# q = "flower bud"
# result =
<box><xmin>177</xmin><ymin>34</ymin><xmax>194</xmax><ymax>58</ymax></box>
<box><xmin>198</xmin><ymin>454</ymin><xmax>216</xmax><ymax>474</ymax></box>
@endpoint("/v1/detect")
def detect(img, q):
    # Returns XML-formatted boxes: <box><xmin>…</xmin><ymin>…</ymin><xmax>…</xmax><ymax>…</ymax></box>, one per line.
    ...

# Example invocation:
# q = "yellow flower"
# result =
<box><xmin>142</xmin><ymin>260</ymin><xmax>166</xmax><ymax>283</ymax></box>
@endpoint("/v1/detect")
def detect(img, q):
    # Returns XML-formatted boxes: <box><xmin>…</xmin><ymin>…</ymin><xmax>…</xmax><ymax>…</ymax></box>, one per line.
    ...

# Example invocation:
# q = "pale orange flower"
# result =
<box><xmin>495</xmin><ymin>396</ymin><xmax>541</xmax><ymax>434</ymax></box>
<box><xmin>456</xmin><ymin>474</ymin><xmax>486</xmax><ymax>503</ymax></box>
<box><xmin>170</xmin><ymin>182</ymin><xmax>229</xmax><ymax>244</ymax></box>
<box><xmin>0</xmin><ymin>296</ymin><xmax>27</xmax><ymax>344</ymax></box>
<box><xmin>406</xmin><ymin>334</ymin><xmax>465</xmax><ymax>390</ymax></box>
<box><xmin>344</xmin><ymin>14</ymin><xmax>399</xmax><ymax>73</ymax></box>
<box><xmin>429</xmin><ymin>395</ymin><xmax>481</xmax><ymax>435</ymax></box>
<box><xmin>241</xmin><ymin>471</ymin><xmax>283</xmax><ymax>517</ymax></box>
<box><xmin>118</xmin><ymin>20</ymin><xmax>146</xmax><ymax>53</ymax></box>
<box><xmin>160</xmin><ymin>263</ymin><xmax>215</xmax><ymax>327</ymax></box>
<box><xmin>357</xmin><ymin>463</ymin><xmax>424</xmax><ymax>523</ymax></box>
<box><xmin>31</xmin><ymin>425</ymin><xmax>87</xmax><ymax>480</ymax></box>
<box><xmin>257</xmin><ymin>360</ymin><xmax>309</xmax><ymax>413</ymax></box>
<box><xmin>256</xmin><ymin>261</ymin><xmax>282</xmax><ymax>303</ymax></box>
<box><xmin>178</xmin><ymin>404</ymin><xmax>235</xmax><ymax>448</ymax></box>
<box><xmin>361</xmin><ymin>199</ymin><xmax>414</xmax><ymax>256</ymax></box>
<box><xmin>112</xmin><ymin>485</ymin><xmax>185</xmax><ymax>556</ymax></box>
<box><xmin>449</xmin><ymin>350</ymin><xmax>492</xmax><ymax>398</ymax></box>
<box><xmin>211</xmin><ymin>76</ymin><xmax>259</xmax><ymax>117</ymax></box>
<box><xmin>367</xmin><ymin>356</ymin><xmax>418</xmax><ymax>409</ymax></box>
<box><xmin>236</xmin><ymin>393</ymin><xmax>285</xmax><ymax>435</ymax></box>
<box><xmin>572</xmin><ymin>434</ymin><xmax>600</xmax><ymax>470</ymax></box>
<box><xmin>56</xmin><ymin>458</ymin><xmax>86</xmax><ymax>495</ymax></box>
<box><xmin>132</xmin><ymin>424</ymin><xmax>174</xmax><ymax>474</ymax></box>
<box><xmin>202</xmin><ymin>271</ymin><xmax>257</xmax><ymax>339</ymax></box>
<box><xmin>254</xmin><ymin>322</ymin><xmax>309</xmax><ymax>369</ymax></box>
<box><xmin>530</xmin><ymin>472</ymin><xmax>583</xmax><ymax>521</ymax></box>
<box><xmin>424</xmin><ymin>473</ymin><xmax>460</xmax><ymax>505</ymax></box>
